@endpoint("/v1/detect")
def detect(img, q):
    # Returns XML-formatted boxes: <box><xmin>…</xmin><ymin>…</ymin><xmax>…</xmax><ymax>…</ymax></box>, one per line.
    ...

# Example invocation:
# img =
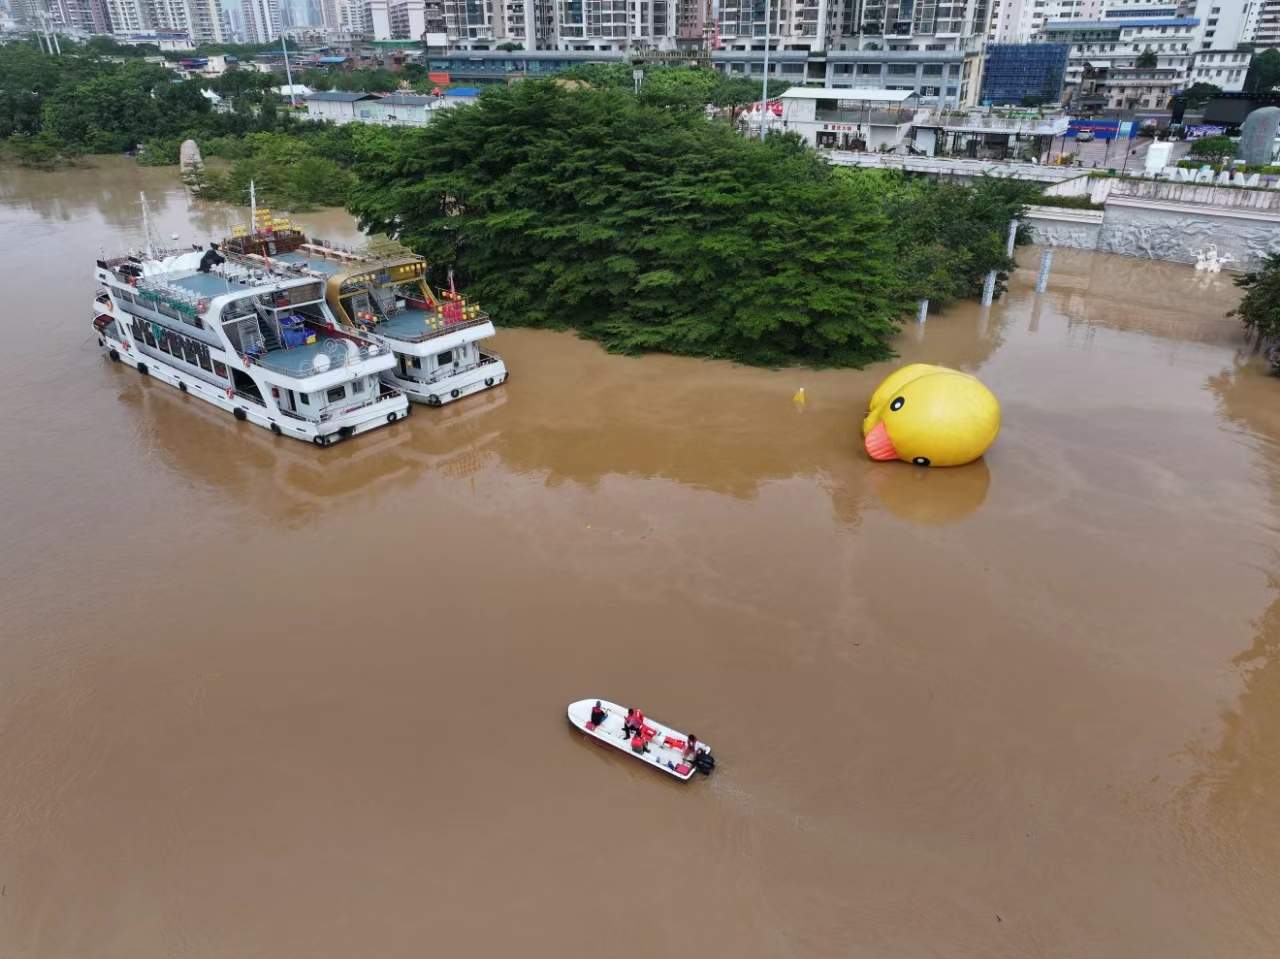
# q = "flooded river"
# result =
<box><xmin>1</xmin><ymin>158</ymin><xmax>1278</xmax><ymax>958</ymax></box>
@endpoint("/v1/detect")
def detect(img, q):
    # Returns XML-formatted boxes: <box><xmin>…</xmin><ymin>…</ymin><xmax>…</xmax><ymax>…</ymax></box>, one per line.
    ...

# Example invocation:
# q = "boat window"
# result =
<box><xmin>300</xmin><ymin>391</ymin><xmax>310</xmax><ymax>406</ymax></box>
<box><xmin>437</xmin><ymin>350</ymin><xmax>453</xmax><ymax>366</ymax></box>
<box><xmin>213</xmin><ymin>360</ymin><xmax>228</xmax><ymax>378</ymax></box>
<box><xmin>411</xmin><ymin>357</ymin><xmax>422</xmax><ymax>369</ymax></box>
<box><xmin>327</xmin><ymin>385</ymin><xmax>346</xmax><ymax>402</ymax></box>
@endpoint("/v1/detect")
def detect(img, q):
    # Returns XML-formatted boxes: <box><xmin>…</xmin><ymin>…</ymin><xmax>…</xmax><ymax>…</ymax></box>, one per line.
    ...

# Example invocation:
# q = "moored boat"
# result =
<box><xmin>92</xmin><ymin>195</ymin><xmax>409</xmax><ymax>446</ymax></box>
<box><xmin>219</xmin><ymin>232</ymin><xmax>507</xmax><ymax>408</ymax></box>
<box><xmin>567</xmin><ymin>699</ymin><xmax>714</xmax><ymax>781</ymax></box>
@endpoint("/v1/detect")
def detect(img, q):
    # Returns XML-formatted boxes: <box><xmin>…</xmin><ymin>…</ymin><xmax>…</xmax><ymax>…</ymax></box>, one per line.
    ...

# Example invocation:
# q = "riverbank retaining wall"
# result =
<box><xmin>1026</xmin><ymin>179</ymin><xmax>1280</xmax><ymax>269</ymax></box>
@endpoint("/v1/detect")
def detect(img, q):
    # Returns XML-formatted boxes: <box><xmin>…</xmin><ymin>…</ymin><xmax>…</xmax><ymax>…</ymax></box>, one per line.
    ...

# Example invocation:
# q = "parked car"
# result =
<box><xmin>1076</xmin><ymin>130</ymin><xmax>1095</xmax><ymax>143</ymax></box>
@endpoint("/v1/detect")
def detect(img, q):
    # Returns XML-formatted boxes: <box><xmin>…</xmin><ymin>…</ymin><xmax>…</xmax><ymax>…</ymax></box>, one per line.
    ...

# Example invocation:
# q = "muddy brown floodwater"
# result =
<box><xmin>1</xmin><ymin>159</ymin><xmax>1278</xmax><ymax>958</ymax></box>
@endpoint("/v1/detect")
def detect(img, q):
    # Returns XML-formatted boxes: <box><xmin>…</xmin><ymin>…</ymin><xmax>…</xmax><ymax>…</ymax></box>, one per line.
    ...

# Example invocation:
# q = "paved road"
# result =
<box><xmin>1046</xmin><ymin>135</ymin><xmax>1192</xmax><ymax>172</ymax></box>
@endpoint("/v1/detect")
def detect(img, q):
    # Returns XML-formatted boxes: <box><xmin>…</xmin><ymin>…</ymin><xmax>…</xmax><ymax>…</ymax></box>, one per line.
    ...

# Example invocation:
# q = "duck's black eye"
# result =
<box><xmin>913</xmin><ymin>456</ymin><xmax>931</xmax><ymax>467</ymax></box>
<box><xmin>889</xmin><ymin>397</ymin><xmax>905</xmax><ymax>412</ymax></box>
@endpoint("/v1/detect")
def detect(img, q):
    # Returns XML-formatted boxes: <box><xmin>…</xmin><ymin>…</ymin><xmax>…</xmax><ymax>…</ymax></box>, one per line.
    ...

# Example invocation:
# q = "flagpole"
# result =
<box><xmin>759</xmin><ymin>0</ymin><xmax>770</xmax><ymax>141</ymax></box>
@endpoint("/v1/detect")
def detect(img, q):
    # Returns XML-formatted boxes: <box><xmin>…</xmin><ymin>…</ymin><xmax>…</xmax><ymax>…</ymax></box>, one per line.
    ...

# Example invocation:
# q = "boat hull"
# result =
<box><xmin>384</xmin><ymin>357</ymin><xmax>508</xmax><ymax>407</ymax></box>
<box><xmin>566</xmin><ymin>699</ymin><xmax>710</xmax><ymax>781</ymax></box>
<box><xmin>96</xmin><ymin>321</ymin><xmax>409</xmax><ymax>446</ymax></box>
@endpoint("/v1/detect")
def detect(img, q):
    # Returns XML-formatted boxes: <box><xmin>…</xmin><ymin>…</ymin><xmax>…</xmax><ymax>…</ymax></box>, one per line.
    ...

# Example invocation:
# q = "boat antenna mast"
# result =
<box><xmin>139</xmin><ymin>191</ymin><xmax>160</xmax><ymax>257</ymax></box>
<box><xmin>281</xmin><ymin>35</ymin><xmax>297</xmax><ymax>108</ymax></box>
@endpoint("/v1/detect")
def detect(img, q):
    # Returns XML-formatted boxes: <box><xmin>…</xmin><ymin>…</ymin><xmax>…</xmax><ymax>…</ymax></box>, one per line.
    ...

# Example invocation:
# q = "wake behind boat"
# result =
<box><xmin>567</xmin><ymin>699</ymin><xmax>715</xmax><ymax>781</ymax></box>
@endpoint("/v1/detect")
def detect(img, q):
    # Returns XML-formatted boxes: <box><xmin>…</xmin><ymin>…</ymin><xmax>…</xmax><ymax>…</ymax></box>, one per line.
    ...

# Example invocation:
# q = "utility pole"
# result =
<box><xmin>759</xmin><ymin>0</ymin><xmax>770</xmax><ymax>141</ymax></box>
<box><xmin>281</xmin><ymin>34</ymin><xmax>297</xmax><ymax>108</ymax></box>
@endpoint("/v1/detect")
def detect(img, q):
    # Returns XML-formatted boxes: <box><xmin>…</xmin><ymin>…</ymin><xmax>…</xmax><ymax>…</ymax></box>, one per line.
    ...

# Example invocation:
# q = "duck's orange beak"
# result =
<box><xmin>864</xmin><ymin>421</ymin><xmax>899</xmax><ymax>461</ymax></box>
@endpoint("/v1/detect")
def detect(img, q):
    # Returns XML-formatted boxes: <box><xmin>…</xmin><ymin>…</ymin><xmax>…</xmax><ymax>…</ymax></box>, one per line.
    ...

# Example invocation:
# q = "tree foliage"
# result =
<box><xmin>0</xmin><ymin>41</ymin><xmax>288</xmax><ymax>158</ymax></box>
<box><xmin>559</xmin><ymin>63</ymin><xmax>790</xmax><ymax>113</ymax></box>
<box><xmin>1180</xmin><ymin>82</ymin><xmax>1222</xmax><ymax>108</ymax></box>
<box><xmin>1232</xmin><ymin>253</ymin><xmax>1280</xmax><ymax>371</ymax></box>
<box><xmin>1244</xmin><ymin>48</ymin><xmax>1280</xmax><ymax>96</ymax></box>
<box><xmin>1137</xmin><ymin>47</ymin><xmax>1158</xmax><ymax>68</ymax></box>
<box><xmin>300</xmin><ymin>67</ymin><xmax>403</xmax><ymax>93</ymax></box>
<box><xmin>348</xmin><ymin>81</ymin><xmax>1030</xmax><ymax>367</ymax></box>
<box><xmin>1188</xmin><ymin>134</ymin><xmax>1236</xmax><ymax>161</ymax></box>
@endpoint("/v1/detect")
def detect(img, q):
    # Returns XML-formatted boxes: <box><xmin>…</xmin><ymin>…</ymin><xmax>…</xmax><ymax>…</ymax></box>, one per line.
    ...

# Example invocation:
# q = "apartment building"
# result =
<box><xmin>184</xmin><ymin>0</ymin><xmax>226</xmax><ymax>42</ymax></box>
<box><xmin>1186</xmin><ymin>45</ymin><xmax>1250</xmax><ymax>87</ymax></box>
<box><xmin>1256</xmin><ymin>0</ymin><xmax>1280</xmax><ymax>46</ymax></box>
<box><xmin>1042</xmin><ymin>15</ymin><xmax>1198</xmax><ymax>108</ymax></box>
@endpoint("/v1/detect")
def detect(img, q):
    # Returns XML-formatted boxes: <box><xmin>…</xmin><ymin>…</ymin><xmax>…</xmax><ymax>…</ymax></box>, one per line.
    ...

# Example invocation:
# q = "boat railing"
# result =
<box><xmin>316</xmin><ymin>384</ymin><xmax>403</xmax><ymax>422</ymax></box>
<box><xmin>233</xmin><ymin>389</ymin><xmax>265</xmax><ymax>406</ymax></box>
<box><xmin>380</xmin><ymin>311</ymin><xmax>493</xmax><ymax>344</ymax></box>
<box><xmin>249</xmin><ymin>331</ymin><xmax>387</xmax><ymax>378</ymax></box>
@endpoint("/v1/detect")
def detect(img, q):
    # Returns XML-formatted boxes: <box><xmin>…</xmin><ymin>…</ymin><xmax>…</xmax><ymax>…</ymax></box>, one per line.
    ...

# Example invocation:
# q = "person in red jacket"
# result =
<box><xmin>589</xmin><ymin>701</ymin><xmax>608</xmax><ymax>728</ymax></box>
<box><xmin>631</xmin><ymin>731</ymin><xmax>649</xmax><ymax>755</ymax></box>
<box><xmin>683</xmin><ymin>734</ymin><xmax>701</xmax><ymax>761</ymax></box>
<box><xmin>623</xmin><ymin>706</ymin><xmax>645</xmax><ymax>740</ymax></box>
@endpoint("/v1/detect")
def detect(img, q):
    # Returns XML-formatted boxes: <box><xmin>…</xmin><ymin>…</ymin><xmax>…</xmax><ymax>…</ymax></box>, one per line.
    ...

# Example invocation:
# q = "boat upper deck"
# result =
<box><xmin>374</xmin><ymin>309</ymin><xmax>494</xmax><ymax>344</ymax></box>
<box><xmin>272</xmin><ymin>250</ymin><xmax>348</xmax><ymax>277</ymax></box>
<box><xmin>167</xmin><ymin>271</ymin><xmax>244</xmax><ymax>298</ymax></box>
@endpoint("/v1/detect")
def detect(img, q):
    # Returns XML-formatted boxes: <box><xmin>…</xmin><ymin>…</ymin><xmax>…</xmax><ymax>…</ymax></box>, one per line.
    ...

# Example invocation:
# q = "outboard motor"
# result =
<box><xmin>198</xmin><ymin>244</ymin><xmax>225</xmax><ymax>274</ymax></box>
<box><xmin>694</xmin><ymin>751</ymin><xmax>716</xmax><ymax>776</ymax></box>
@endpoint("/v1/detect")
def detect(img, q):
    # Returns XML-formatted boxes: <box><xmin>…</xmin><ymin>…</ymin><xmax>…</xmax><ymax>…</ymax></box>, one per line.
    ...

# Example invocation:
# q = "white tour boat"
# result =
<box><xmin>218</xmin><ymin>231</ymin><xmax>507</xmax><ymax>407</ymax></box>
<box><xmin>567</xmin><ymin>699</ymin><xmax>715</xmax><ymax>781</ymax></box>
<box><xmin>92</xmin><ymin>196</ymin><xmax>409</xmax><ymax>446</ymax></box>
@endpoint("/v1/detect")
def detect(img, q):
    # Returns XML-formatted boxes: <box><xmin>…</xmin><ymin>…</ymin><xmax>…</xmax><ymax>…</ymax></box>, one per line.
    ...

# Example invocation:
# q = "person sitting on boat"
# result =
<box><xmin>631</xmin><ymin>731</ymin><xmax>650</xmax><ymax>755</ymax></box>
<box><xmin>590</xmin><ymin>701</ymin><xmax>607</xmax><ymax>728</ymax></box>
<box><xmin>623</xmin><ymin>706</ymin><xmax>644</xmax><ymax>740</ymax></box>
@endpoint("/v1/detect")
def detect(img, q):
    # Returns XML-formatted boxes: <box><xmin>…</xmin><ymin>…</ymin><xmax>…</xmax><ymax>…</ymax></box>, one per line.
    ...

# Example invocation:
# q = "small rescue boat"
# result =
<box><xmin>567</xmin><ymin>699</ymin><xmax>715</xmax><ymax>781</ymax></box>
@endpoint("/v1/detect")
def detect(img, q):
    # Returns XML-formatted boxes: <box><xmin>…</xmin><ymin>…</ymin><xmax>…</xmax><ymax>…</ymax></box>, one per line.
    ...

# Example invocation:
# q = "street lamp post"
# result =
<box><xmin>759</xmin><ymin>0</ymin><xmax>771</xmax><ymax>141</ymax></box>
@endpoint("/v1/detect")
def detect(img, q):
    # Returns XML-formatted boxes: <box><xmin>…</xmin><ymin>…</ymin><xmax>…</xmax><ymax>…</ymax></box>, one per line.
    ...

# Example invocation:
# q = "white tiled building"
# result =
<box><xmin>1187</xmin><ymin>46</ymin><xmax>1251</xmax><ymax>88</ymax></box>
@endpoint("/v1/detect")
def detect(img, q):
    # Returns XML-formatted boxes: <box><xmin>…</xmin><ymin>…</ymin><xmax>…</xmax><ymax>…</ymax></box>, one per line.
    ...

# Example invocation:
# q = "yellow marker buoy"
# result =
<box><xmin>793</xmin><ymin>387</ymin><xmax>806</xmax><ymax>409</ymax></box>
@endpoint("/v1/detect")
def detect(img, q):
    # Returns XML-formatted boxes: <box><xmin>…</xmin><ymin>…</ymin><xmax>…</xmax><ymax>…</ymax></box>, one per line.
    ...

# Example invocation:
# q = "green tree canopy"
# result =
<box><xmin>1188</xmin><ymin>134</ymin><xmax>1236</xmax><ymax>162</ymax></box>
<box><xmin>1232</xmin><ymin>253</ymin><xmax>1280</xmax><ymax>367</ymax></box>
<box><xmin>349</xmin><ymin>81</ymin><xmax>905</xmax><ymax>365</ymax></box>
<box><xmin>1180</xmin><ymin>82</ymin><xmax>1222</xmax><ymax>108</ymax></box>
<box><xmin>1244</xmin><ymin>48</ymin><xmax>1280</xmax><ymax>95</ymax></box>
<box><xmin>348</xmin><ymin>81</ymin><xmax>1030</xmax><ymax>367</ymax></box>
<box><xmin>1137</xmin><ymin>47</ymin><xmax>1158</xmax><ymax>68</ymax></box>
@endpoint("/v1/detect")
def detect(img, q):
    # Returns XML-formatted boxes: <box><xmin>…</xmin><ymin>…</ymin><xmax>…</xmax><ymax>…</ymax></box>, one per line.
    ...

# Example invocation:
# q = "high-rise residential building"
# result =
<box><xmin>367</xmin><ymin>0</ymin><xmax>390</xmax><ymax>34</ymax></box>
<box><xmin>105</xmin><ymin>0</ymin><xmax>148</xmax><ymax>31</ymax></box>
<box><xmin>185</xmin><ymin>0</ymin><xmax>226</xmax><ymax>41</ymax></box>
<box><xmin>988</xmin><ymin>0</ymin><xmax>1102</xmax><ymax>42</ymax></box>
<box><xmin>1252</xmin><ymin>0</ymin><xmax>1278</xmax><ymax>46</ymax></box>
<box><xmin>337</xmin><ymin>0</ymin><xmax>368</xmax><ymax>30</ymax></box>
<box><xmin>238</xmin><ymin>0</ymin><xmax>281</xmax><ymax>38</ymax></box>
<box><xmin>386</xmin><ymin>0</ymin><xmax>427</xmax><ymax>34</ymax></box>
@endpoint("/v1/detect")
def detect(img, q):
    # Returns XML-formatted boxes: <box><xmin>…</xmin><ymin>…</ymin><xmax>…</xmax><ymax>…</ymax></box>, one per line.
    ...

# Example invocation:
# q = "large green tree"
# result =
<box><xmin>1232</xmin><ymin>253</ymin><xmax>1280</xmax><ymax>367</ymax></box>
<box><xmin>349</xmin><ymin>81</ymin><xmax>904</xmax><ymax>366</ymax></box>
<box><xmin>1244</xmin><ymin>48</ymin><xmax>1280</xmax><ymax>96</ymax></box>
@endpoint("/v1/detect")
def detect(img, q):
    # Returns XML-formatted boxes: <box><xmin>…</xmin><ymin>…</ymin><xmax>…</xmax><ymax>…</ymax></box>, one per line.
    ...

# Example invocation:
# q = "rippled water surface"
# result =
<box><xmin>1</xmin><ymin>159</ymin><xmax>1278</xmax><ymax>958</ymax></box>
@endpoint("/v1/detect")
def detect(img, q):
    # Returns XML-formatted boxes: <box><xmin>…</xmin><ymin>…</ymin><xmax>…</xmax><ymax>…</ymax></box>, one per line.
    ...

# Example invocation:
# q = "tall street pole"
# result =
<box><xmin>281</xmin><ymin>34</ymin><xmax>297</xmax><ymax>108</ymax></box>
<box><xmin>759</xmin><ymin>0</ymin><xmax>770</xmax><ymax>141</ymax></box>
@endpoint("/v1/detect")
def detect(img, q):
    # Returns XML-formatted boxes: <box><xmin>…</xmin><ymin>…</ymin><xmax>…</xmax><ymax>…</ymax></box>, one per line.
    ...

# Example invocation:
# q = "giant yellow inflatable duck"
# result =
<box><xmin>862</xmin><ymin>364</ymin><xmax>1000</xmax><ymax>467</ymax></box>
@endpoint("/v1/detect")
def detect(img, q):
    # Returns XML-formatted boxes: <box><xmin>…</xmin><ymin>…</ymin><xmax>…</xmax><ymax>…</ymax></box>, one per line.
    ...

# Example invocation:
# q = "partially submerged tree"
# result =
<box><xmin>349</xmin><ymin>81</ymin><xmax>904</xmax><ymax>366</ymax></box>
<box><xmin>347</xmin><ymin>81</ymin><xmax>1032</xmax><ymax>367</ymax></box>
<box><xmin>1232</xmin><ymin>253</ymin><xmax>1280</xmax><ymax>371</ymax></box>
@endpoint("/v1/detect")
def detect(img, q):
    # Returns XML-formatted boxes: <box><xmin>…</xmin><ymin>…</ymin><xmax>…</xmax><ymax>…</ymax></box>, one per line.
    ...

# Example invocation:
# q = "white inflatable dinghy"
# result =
<box><xmin>567</xmin><ymin>699</ymin><xmax>714</xmax><ymax>780</ymax></box>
